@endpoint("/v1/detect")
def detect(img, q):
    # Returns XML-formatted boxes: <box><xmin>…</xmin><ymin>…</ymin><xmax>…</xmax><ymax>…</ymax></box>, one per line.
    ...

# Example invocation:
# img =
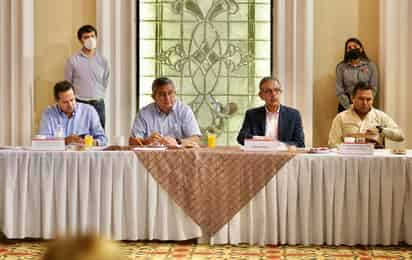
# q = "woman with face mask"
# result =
<box><xmin>335</xmin><ymin>38</ymin><xmax>378</xmax><ymax>113</ymax></box>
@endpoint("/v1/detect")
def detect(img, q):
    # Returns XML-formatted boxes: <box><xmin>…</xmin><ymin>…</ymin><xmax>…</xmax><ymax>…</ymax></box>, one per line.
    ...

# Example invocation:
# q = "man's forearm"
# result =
<box><xmin>382</xmin><ymin>128</ymin><xmax>405</xmax><ymax>142</ymax></box>
<box><xmin>95</xmin><ymin>135</ymin><xmax>107</xmax><ymax>146</ymax></box>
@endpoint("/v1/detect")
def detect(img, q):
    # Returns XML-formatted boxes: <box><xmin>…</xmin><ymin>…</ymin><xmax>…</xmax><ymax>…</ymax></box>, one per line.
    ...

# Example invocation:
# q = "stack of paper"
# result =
<box><xmin>243</xmin><ymin>137</ymin><xmax>286</xmax><ymax>152</ymax></box>
<box><xmin>338</xmin><ymin>143</ymin><xmax>374</xmax><ymax>155</ymax></box>
<box><xmin>31</xmin><ymin>138</ymin><xmax>65</xmax><ymax>151</ymax></box>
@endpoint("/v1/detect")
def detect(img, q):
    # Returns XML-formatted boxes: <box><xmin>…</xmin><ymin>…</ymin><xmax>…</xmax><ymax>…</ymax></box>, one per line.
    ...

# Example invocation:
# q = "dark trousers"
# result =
<box><xmin>76</xmin><ymin>98</ymin><xmax>106</xmax><ymax>129</ymax></box>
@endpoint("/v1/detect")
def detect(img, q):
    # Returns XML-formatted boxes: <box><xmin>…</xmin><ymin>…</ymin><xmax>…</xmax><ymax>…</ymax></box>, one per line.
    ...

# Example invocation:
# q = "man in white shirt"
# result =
<box><xmin>328</xmin><ymin>82</ymin><xmax>404</xmax><ymax>147</ymax></box>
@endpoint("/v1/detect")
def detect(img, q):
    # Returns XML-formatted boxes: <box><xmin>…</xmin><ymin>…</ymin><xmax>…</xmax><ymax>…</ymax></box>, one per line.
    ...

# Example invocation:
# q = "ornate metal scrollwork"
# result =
<box><xmin>158</xmin><ymin>0</ymin><xmax>252</xmax><ymax>135</ymax></box>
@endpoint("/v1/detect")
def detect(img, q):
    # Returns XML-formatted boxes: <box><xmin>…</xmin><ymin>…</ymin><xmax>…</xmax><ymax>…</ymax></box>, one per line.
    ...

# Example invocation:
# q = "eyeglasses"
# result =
<box><xmin>156</xmin><ymin>91</ymin><xmax>176</xmax><ymax>97</ymax></box>
<box><xmin>262</xmin><ymin>88</ymin><xmax>282</xmax><ymax>94</ymax></box>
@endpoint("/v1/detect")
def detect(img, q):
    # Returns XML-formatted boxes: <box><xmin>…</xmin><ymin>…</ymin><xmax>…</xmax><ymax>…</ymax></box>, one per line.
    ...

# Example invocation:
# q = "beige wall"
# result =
<box><xmin>313</xmin><ymin>0</ymin><xmax>379</xmax><ymax>146</ymax></box>
<box><xmin>33</xmin><ymin>0</ymin><xmax>380</xmax><ymax>145</ymax></box>
<box><xmin>34</xmin><ymin>0</ymin><xmax>96</xmax><ymax>132</ymax></box>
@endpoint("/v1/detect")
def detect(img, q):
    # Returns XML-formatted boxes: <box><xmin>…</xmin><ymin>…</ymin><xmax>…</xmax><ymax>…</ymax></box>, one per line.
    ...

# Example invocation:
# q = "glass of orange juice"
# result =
<box><xmin>84</xmin><ymin>135</ymin><xmax>94</xmax><ymax>148</ymax></box>
<box><xmin>207</xmin><ymin>133</ymin><xmax>216</xmax><ymax>148</ymax></box>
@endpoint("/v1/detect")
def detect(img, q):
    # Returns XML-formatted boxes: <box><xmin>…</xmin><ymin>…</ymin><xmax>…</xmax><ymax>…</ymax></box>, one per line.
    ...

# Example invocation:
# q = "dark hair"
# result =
<box><xmin>343</xmin><ymin>38</ymin><xmax>369</xmax><ymax>62</ymax></box>
<box><xmin>54</xmin><ymin>81</ymin><xmax>75</xmax><ymax>100</ymax></box>
<box><xmin>151</xmin><ymin>77</ymin><xmax>175</xmax><ymax>95</ymax></box>
<box><xmin>352</xmin><ymin>81</ymin><xmax>373</xmax><ymax>97</ymax></box>
<box><xmin>77</xmin><ymin>25</ymin><xmax>98</xmax><ymax>40</ymax></box>
<box><xmin>259</xmin><ymin>76</ymin><xmax>281</xmax><ymax>92</ymax></box>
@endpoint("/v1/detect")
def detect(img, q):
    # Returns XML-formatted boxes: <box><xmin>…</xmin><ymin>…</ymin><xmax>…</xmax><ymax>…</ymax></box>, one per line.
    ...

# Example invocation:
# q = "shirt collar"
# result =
<box><xmin>265</xmin><ymin>104</ymin><xmax>280</xmax><ymax>114</ymax></box>
<box><xmin>350</xmin><ymin>104</ymin><xmax>374</xmax><ymax>118</ymax></box>
<box><xmin>79</xmin><ymin>50</ymin><xmax>97</xmax><ymax>58</ymax></box>
<box><xmin>154</xmin><ymin>102</ymin><xmax>177</xmax><ymax>115</ymax></box>
<box><xmin>346</xmin><ymin>59</ymin><xmax>368</xmax><ymax>67</ymax></box>
<box><xmin>79</xmin><ymin>50</ymin><xmax>88</xmax><ymax>58</ymax></box>
<box><xmin>56</xmin><ymin>103</ymin><xmax>77</xmax><ymax>118</ymax></box>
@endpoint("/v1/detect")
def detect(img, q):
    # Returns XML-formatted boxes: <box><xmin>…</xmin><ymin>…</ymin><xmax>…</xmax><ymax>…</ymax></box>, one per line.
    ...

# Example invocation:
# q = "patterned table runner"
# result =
<box><xmin>133</xmin><ymin>147</ymin><xmax>296</xmax><ymax>236</ymax></box>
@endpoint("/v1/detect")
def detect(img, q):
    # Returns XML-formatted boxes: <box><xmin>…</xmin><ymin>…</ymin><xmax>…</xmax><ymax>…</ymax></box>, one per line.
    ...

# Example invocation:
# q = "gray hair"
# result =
<box><xmin>152</xmin><ymin>77</ymin><xmax>176</xmax><ymax>95</ymax></box>
<box><xmin>259</xmin><ymin>76</ymin><xmax>281</xmax><ymax>92</ymax></box>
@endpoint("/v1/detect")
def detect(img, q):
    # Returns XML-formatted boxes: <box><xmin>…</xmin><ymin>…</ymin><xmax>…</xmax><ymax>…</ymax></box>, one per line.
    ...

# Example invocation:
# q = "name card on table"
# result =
<box><xmin>242</xmin><ymin>136</ymin><xmax>287</xmax><ymax>152</ymax></box>
<box><xmin>31</xmin><ymin>137</ymin><xmax>65</xmax><ymax>151</ymax></box>
<box><xmin>338</xmin><ymin>143</ymin><xmax>374</xmax><ymax>155</ymax></box>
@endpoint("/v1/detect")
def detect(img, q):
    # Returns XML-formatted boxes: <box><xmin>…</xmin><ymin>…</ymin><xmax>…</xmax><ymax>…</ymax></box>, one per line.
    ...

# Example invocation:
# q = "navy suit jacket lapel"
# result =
<box><xmin>257</xmin><ymin>106</ymin><xmax>266</xmax><ymax>135</ymax></box>
<box><xmin>277</xmin><ymin>105</ymin><xmax>284</xmax><ymax>139</ymax></box>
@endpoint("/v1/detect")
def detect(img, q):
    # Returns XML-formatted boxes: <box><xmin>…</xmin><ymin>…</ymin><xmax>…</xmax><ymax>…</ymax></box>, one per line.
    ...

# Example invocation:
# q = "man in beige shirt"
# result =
<box><xmin>328</xmin><ymin>82</ymin><xmax>404</xmax><ymax>148</ymax></box>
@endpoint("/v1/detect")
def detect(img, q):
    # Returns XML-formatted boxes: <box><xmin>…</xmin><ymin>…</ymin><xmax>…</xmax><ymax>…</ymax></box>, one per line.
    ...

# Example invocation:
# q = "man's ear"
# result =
<box><xmin>258</xmin><ymin>92</ymin><xmax>264</xmax><ymax>101</ymax></box>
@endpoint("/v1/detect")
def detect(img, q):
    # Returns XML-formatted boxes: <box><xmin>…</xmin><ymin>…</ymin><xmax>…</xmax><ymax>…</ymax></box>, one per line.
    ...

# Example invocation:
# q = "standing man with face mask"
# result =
<box><xmin>65</xmin><ymin>25</ymin><xmax>110</xmax><ymax>129</ymax></box>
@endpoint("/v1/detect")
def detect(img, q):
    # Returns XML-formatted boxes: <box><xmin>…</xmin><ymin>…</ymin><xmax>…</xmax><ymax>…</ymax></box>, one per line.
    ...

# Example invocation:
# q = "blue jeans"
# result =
<box><xmin>76</xmin><ymin>98</ymin><xmax>105</xmax><ymax>129</ymax></box>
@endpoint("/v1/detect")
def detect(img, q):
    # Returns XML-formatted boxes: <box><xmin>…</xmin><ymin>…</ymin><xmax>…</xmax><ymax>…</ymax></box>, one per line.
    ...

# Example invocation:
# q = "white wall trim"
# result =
<box><xmin>97</xmin><ymin>0</ymin><xmax>137</xmax><ymax>141</ymax></box>
<box><xmin>379</xmin><ymin>0</ymin><xmax>412</xmax><ymax>147</ymax></box>
<box><xmin>0</xmin><ymin>0</ymin><xmax>34</xmax><ymax>146</ymax></box>
<box><xmin>273</xmin><ymin>0</ymin><xmax>314</xmax><ymax>146</ymax></box>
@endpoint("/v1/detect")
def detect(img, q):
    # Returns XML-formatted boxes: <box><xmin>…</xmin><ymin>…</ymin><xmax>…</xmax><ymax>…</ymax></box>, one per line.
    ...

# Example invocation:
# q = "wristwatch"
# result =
<box><xmin>376</xmin><ymin>125</ymin><xmax>383</xmax><ymax>134</ymax></box>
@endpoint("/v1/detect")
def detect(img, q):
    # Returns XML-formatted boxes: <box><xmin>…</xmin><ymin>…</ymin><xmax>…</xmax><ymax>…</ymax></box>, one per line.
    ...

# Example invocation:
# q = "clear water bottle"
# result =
<box><xmin>55</xmin><ymin>124</ymin><xmax>65</xmax><ymax>138</ymax></box>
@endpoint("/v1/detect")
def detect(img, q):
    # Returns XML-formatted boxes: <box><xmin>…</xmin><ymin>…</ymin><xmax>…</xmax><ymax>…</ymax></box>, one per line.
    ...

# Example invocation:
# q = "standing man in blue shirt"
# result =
<box><xmin>39</xmin><ymin>81</ymin><xmax>107</xmax><ymax>146</ymax></box>
<box><xmin>65</xmin><ymin>24</ymin><xmax>110</xmax><ymax>129</ymax></box>
<box><xmin>129</xmin><ymin>77</ymin><xmax>201</xmax><ymax>147</ymax></box>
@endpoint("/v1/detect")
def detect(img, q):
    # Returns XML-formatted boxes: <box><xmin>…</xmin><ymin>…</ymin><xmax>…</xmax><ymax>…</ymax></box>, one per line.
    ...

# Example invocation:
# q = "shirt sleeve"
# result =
<box><xmin>336</xmin><ymin>63</ymin><xmax>351</xmax><ymax>109</ymax></box>
<box><xmin>130</xmin><ymin>113</ymin><xmax>147</xmax><ymax>138</ymax></box>
<box><xmin>328</xmin><ymin>114</ymin><xmax>344</xmax><ymax>148</ymax></box>
<box><xmin>89</xmin><ymin>108</ymin><xmax>107</xmax><ymax>146</ymax></box>
<box><xmin>102</xmin><ymin>57</ymin><xmax>110</xmax><ymax>89</ymax></box>
<box><xmin>182</xmin><ymin>107</ymin><xmax>202</xmax><ymax>138</ymax></box>
<box><xmin>369</xmin><ymin>62</ymin><xmax>379</xmax><ymax>97</ymax></box>
<box><xmin>380</xmin><ymin>112</ymin><xmax>405</xmax><ymax>142</ymax></box>
<box><xmin>38</xmin><ymin>109</ymin><xmax>54</xmax><ymax>137</ymax></box>
<box><xmin>64</xmin><ymin>58</ymin><xmax>74</xmax><ymax>83</ymax></box>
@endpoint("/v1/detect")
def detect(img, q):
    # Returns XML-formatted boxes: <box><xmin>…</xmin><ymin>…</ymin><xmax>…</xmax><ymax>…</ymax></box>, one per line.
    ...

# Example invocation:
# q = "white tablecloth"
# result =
<box><xmin>0</xmin><ymin>149</ymin><xmax>411</xmax><ymax>245</ymax></box>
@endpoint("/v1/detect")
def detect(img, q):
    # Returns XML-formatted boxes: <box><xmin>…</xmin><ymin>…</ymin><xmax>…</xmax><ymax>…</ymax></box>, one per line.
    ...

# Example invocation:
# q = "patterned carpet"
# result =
<box><xmin>0</xmin><ymin>240</ymin><xmax>411</xmax><ymax>259</ymax></box>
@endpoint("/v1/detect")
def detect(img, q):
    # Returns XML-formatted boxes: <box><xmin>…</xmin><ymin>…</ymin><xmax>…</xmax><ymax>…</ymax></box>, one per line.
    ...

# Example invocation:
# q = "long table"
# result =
<box><xmin>0</xmin><ymin>148</ymin><xmax>411</xmax><ymax>245</ymax></box>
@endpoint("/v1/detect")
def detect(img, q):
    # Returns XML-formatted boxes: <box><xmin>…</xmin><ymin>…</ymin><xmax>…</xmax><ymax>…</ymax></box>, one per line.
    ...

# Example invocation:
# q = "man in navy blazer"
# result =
<box><xmin>237</xmin><ymin>77</ymin><xmax>305</xmax><ymax>147</ymax></box>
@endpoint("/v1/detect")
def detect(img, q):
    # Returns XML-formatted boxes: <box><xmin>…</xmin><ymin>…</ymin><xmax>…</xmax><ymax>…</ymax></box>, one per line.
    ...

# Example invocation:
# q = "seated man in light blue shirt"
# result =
<box><xmin>130</xmin><ymin>77</ymin><xmax>201</xmax><ymax>147</ymax></box>
<box><xmin>39</xmin><ymin>80</ymin><xmax>107</xmax><ymax>146</ymax></box>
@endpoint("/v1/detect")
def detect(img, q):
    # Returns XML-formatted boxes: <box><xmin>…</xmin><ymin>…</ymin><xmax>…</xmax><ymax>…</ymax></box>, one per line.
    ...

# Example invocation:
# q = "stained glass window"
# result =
<box><xmin>138</xmin><ymin>0</ymin><xmax>272</xmax><ymax>145</ymax></box>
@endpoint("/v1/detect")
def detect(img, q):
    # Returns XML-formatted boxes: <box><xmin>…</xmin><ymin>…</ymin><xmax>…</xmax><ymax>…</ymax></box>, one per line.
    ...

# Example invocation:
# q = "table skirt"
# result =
<box><xmin>0</xmin><ymin>150</ymin><xmax>411</xmax><ymax>245</ymax></box>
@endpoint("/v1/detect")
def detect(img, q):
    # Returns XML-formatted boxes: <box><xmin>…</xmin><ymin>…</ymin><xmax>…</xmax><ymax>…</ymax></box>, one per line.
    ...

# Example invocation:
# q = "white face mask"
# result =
<box><xmin>84</xmin><ymin>37</ymin><xmax>97</xmax><ymax>50</ymax></box>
